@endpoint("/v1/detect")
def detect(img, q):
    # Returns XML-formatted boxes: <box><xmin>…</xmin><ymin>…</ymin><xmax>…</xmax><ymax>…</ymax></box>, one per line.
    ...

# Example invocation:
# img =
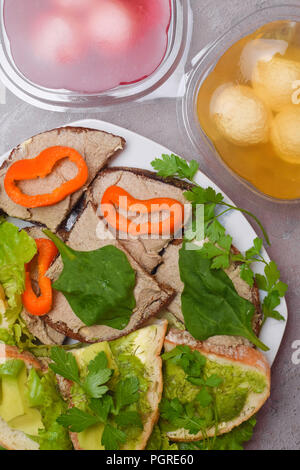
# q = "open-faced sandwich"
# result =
<box><xmin>0</xmin><ymin>129</ymin><xmax>287</xmax><ymax>450</ymax></box>
<box><xmin>0</xmin><ymin>345</ymin><xmax>72</xmax><ymax>450</ymax></box>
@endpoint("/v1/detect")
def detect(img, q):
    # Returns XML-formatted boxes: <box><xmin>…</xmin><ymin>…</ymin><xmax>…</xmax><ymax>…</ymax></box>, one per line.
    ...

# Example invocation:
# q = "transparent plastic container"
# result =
<box><xmin>0</xmin><ymin>0</ymin><xmax>190</xmax><ymax>111</ymax></box>
<box><xmin>179</xmin><ymin>4</ymin><xmax>300</xmax><ymax>203</ymax></box>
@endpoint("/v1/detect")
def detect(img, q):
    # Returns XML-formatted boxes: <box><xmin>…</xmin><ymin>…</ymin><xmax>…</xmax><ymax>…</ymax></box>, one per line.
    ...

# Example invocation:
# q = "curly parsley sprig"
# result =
<box><xmin>152</xmin><ymin>154</ymin><xmax>270</xmax><ymax>245</ymax></box>
<box><xmin>151</xmin><ymin>154</ymin><xmax>287</xmax><ymax>326</ymax></box>
<box><xmin>51</xmin><ymin>348</ymin><xmax>143</xmax><ymax>450</ymax></box>
<box><xmin>50</xmin><ymin>347</ymin><xmax>113</xmax><ymax>399</ymax></box>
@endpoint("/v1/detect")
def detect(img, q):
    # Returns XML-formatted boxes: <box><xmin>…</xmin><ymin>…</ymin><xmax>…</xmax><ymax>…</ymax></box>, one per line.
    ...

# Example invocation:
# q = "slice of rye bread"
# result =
<box><xmin>20</xmin><ymin>226</ymin><xmax>65</xmax><ymax>346</ymax></box>
<box><xmin>0</xmin><ymin>127</ymin><xmax>125</xmax><ymax>232</ymax></box>
<box><xmin>86</xmin><ymin>167</ymin><xmax>192</xmax><ymax>273</ymax></box>
<box><xmin>59</xmin><ymin>320</ymin><xmax>168</xmax><ymax>450</ymax></box>
<box><xmin>155</xmin><ymin>242</ymin><xmax>263</xmax><ymax>338</ymax></box>
<box><xmin>0</xmin><ymin>345</ymin><xmax>44</xmax><ymax>450</ymax></box>
<box><xmin>163</xmin><ymin>328</ymin><xmax>271</xmax><ymax>442</ymax></box>
<box><xmin>43</xmin><ymin>202</ymin><xmax>174</xmax><ymax>343</ymax></box>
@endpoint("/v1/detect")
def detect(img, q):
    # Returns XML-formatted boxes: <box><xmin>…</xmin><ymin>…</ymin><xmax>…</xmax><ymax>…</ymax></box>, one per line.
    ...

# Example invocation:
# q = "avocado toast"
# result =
<box><xmin>161</xmin><ymin>329</ymin><xmax>270</xmax><ymax>442</ymax></box>
<box><xmin>57</xmin><ymin>321</ymin><xmax>167</xmax><ymax>450</ymax></box>
<box><xmin>0</xmin><ymin>345</ymin><xmax>72</xmax><ymax>450</ymax></box>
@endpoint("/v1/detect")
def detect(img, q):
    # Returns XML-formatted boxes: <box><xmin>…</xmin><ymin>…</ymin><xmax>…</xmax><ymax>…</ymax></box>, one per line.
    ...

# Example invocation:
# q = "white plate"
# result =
<box><xmin>0</xmin><ymin>119</ymin><xmax>288</xmax><ymax>365</ymax></box>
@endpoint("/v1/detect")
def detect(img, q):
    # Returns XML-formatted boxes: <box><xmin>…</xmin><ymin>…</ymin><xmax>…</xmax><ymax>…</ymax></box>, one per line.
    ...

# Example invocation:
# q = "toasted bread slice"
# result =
<box><xmin>87</xmin><ymin>167</ymin><xmax>191</xmax><ymax>273</ymax></box>
<box><xmin>163</xmin><ymin>328</ymin><xmax>271</xmax><ymax>442</ymax></box>
<box><xmin>0</xmin><ymin>127</ymin><xmax>125</xmax><ymax>231</ymax></box>
<box><xmin>59</xmin><ymin>320</ymin><xmax>167</xmax><ymax>450</ymax></box>
<box><xmin>43</xmin><ymin>202</ymin><xmax>173</xmax><ymax>343</ymax></box>
<box><xmin>0</xmin><ymin>345</ymin><xmax>43</xmax><ymax>450</ymax></box>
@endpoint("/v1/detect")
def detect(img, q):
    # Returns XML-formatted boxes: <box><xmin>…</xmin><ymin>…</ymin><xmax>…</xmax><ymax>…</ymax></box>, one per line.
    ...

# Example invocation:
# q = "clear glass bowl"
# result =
<box><xmin>0</xmin><ymin>0</ymin><xmax>190</xmax><ymax>111</ymax></box>
<box><xmin>179</xmin><ymin>4</ymin><xmax>300</xmax><ymax>203</ymax></box>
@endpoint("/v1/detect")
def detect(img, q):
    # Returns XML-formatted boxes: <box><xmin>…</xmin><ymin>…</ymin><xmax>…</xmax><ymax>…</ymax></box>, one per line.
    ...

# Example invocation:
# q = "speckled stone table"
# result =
<box><xmin>0</xmin><ymin>0</ymin><xmax>299</xmax><ymax>450</ymax></box>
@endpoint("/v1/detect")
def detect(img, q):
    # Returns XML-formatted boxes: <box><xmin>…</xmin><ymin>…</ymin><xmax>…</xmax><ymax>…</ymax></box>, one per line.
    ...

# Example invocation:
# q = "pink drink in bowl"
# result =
<box><xmin>3</xmin><ymin>0</ymin><xmax>171</xmax><ymax>93</ymax></box>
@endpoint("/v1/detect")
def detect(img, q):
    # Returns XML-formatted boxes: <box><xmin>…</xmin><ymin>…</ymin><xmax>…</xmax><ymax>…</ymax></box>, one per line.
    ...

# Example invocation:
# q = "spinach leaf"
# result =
<box><xmin>179</xmin><ymin>243</ymin><xmax>268</xmax><ymax>351</ymax></box>
<box><xmin>44</xmin><ymin>231</ymin><xmax>136</xmax><ymax>330</ymax></box>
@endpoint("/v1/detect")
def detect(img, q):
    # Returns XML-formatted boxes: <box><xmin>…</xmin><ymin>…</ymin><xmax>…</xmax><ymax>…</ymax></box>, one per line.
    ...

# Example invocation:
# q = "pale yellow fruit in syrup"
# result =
<box><xmin>271</xmin><ymin>105</ymin><xmax>300</xmax><ymax>163</ymax></box>
<box><xmin>211</xmin><ymin>84</ymin><xmax>271</xmax><ymax>146</ymax></box>
<box><xmin>252</xmin><ymin>56</ymin><xmax>300</xmax><ymax>112</ymax></box>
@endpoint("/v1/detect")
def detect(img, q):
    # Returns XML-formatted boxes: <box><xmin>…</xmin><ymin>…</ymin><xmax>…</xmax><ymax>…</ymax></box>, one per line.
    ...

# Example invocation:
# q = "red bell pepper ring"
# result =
<box><xmin>22</xmin><ymin>238</ymin><xmax>58</xmax><ymax>317</ymax></box>
<box><xmin>101</xmin><ymin>185</ymin><xmax>185</xmax><ymax>236</ymax></box>
<box><xmin>4</xmin><ymin>146</ymin><xmax>88</xmax><ymax>208</ymax></box>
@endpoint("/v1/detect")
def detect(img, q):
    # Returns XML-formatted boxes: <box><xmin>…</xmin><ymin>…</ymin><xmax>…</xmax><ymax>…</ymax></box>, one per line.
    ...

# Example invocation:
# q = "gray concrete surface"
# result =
<box><xmin>0</xmin><ymin>0</ymin><xmax>299</xmax><ymax>450</ymax></box>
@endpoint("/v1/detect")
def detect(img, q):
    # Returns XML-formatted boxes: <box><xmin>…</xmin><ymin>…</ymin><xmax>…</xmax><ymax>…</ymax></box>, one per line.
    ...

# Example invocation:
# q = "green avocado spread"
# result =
<box><xmin>111</xmin><ymin>332</ymin><xmax>151</xmax><ymax>418</ymax></box>
<box><xmin>162</xmin><ymin>350</ymin><xmax>267</xmax><ymax>433</ymax></box>
<box><xmin>72</xmin><ymin>333</ymin><xmax>151</xmax><ymax>450</ymax></box>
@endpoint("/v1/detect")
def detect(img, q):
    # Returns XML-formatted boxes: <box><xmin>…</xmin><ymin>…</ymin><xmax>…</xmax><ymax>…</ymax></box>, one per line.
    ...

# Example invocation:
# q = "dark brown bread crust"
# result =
<box><xmin>0</xmin><ymin>127</ymin><xmax>126</xmax><ymax>172</ymax></box>
<box><xmin>43</xmin><ymin>286</ymin><xmax>174</xmax><ymax>345</ymax></box>
<box><xmin>90</xmin><ymin>166</ymin><xmax>195</xmax><ymax>193</ymax></box>
<box><xmin>44</xmin><ymin>287</ymin><xmax>173</xmax><ymax>343</ymax></box>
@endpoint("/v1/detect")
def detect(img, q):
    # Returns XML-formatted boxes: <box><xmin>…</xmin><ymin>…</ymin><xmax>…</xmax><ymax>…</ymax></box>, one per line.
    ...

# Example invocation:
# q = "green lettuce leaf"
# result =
<box><xmin>0</xmin><ymin>265</ymin><xmax>24</xmax><ymax>326</ymax></box>
<box><xmin>26</xmin><ymin>368</ymin><xmax>45</xmax><ymax>407</ymax></box>
<box><xmin>27</xmin><ymin>369</ymin><xmax>73</xmax><ymax>450</ymax></box>
<box><xmin>9</xmin><ymin>315</ymin><xmax>36</xmax><ymax>350</ymax></box>
<box><xmin>0</xmin><ymin>219</ymin><xmax>36</xmax><ymax>328</ymax></box>
<box><xmin>0</xmin><ymin>313</ymin><xmax>36</xmax><ymax>351</ymax></box>
<box><xmin>0</xmin><ymin>328</ymin><xmax>15</xmax><ymax>346</ymax></box>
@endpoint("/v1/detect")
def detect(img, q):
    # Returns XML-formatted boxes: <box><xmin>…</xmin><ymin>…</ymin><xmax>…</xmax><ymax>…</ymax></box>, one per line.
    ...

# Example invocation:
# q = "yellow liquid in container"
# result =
<box><xmin>197</xmin><ymin>21</ymin><xmax>300</xmax><ymax>200</ymax></box>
